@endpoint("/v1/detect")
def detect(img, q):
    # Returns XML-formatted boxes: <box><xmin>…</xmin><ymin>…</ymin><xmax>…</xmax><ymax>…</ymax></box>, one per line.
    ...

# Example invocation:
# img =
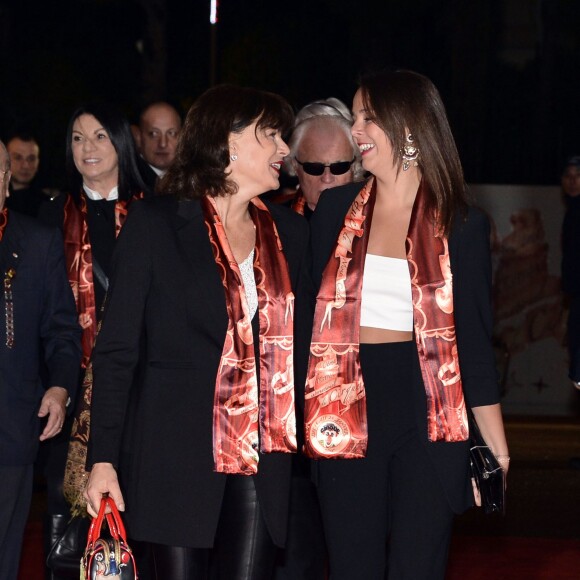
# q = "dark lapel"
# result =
<box><xmin>172</xmin><ymin>198</ymin><xmax>228</xmax><ymax>343</ymax></box>
<box><xmin>0</xmin><ymin>211</ymin><xmax>24</xmax><ymax>282</ymax></box>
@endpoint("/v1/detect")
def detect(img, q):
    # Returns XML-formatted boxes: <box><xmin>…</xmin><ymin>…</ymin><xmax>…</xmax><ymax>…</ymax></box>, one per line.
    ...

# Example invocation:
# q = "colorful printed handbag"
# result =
<box><xmin>81</xmin><ymin>495</ymin><xmax>137</xmax><ymax>579</ymax></box>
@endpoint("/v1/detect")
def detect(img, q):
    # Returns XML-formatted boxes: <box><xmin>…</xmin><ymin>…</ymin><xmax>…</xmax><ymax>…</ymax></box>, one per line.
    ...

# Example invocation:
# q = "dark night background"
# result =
<box><xmin>1</xmin><ymin>0</ymin><xmax>580</xmax><ymax>190</ymax></box>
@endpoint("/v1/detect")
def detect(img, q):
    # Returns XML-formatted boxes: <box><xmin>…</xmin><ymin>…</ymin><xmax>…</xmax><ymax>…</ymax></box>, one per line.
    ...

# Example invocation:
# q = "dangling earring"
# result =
<box><xmin>230</xmin><ymin>153</ymin><xmax>238</xmax><ymax>161</ymax></box>
<box><xmin>401</xmin><ymin>134</ymin><xmax>419</xmax><ymax>171</ymax></box>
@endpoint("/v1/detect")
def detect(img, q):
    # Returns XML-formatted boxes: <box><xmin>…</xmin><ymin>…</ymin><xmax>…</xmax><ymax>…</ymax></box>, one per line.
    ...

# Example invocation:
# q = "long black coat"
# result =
<box><xmin>88</xmin><ymin>195</ymin><xmax>312</xmax><ymax>548</ymax></box>
<box><xmin>309</xmin><ymin>182</ymin><xmax>500</xmax><ymax>513</ymax></box>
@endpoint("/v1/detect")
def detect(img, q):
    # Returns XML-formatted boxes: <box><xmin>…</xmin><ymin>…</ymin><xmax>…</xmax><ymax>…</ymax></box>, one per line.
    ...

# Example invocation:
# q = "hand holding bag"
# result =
<box><xmin>468</xmin><ymin>409</ymin><xmax>506</xmax><ymax>515</ymax></box>
<box><xmin>81</xmin><ymin>495</ymin><xmax>137</xmax><ymax>579</ymax></box>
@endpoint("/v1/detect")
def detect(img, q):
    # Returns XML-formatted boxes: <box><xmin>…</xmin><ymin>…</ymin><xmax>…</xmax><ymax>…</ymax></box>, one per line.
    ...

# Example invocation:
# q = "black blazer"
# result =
<box><xmin>310</xmin><ymin>182</ymin><xmax>500</xmax><ymax>513</ymax></box>
<box><xmin>0</xmin><ymin>210</ymin><xmax>81</xmax><ymax>465</ymax></box>
<box><xmin>89</xmin><ymin>195</ymin><xmax>312</xmax><ymax>548</ymax></box>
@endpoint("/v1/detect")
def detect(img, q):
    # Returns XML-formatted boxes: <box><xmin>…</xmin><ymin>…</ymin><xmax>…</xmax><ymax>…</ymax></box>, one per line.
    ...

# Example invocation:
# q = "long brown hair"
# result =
<box><xmin>159</xmin><ymin>85</ymin><xmax>294</xmax><ymax>199</ymax></box>
<box><xmin>359</xmin><ymin>70</ymin><xmax>467</xmax><ymax>235</ymax></box>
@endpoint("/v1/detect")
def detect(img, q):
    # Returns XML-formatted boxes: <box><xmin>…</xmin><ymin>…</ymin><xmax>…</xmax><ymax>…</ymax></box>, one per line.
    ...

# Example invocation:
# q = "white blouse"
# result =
<box><xmin>239</xmin><ymin>249</ymin><xmax>257</xmax><ymax>319</ymax></box>
<box><xmin>360</xmin><ymin>254</ymin><xmax>413</xmax><ymax>331</ymax></box>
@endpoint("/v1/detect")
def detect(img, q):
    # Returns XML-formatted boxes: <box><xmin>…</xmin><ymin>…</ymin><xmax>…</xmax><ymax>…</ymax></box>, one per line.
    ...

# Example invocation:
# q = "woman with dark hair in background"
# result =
<box><xmin>83</xmin><ymin>85</ymin><xmax>312</xmax><ymax>580</ymax></box>
<box><xmin>43</xmin><ymin>102</ymin><xmax>151</xmax><ymax>362</ymax></box>
<box><xmin>304</xmin><ymin>70</ymin><xmax>509</xmax><ymax>579</ymax></box>
<box><xmin>39</xmin><ymin>103</ymin><xmax>151</xmax><ymax>579</ymax></box>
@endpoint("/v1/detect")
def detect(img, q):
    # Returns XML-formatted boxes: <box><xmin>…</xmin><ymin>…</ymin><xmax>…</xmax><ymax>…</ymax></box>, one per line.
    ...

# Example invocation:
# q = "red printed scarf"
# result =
<box><xmin>304</xmin><ymin>179</ymin><xmax>468</xmax><ymax>459</ymax></box>
<box><xmin>202</xmin><ymin>195</ymin><xmax>297</xmax><ymax>475</ymax></box>
<box><xmin>62</xmin><ymin>192</ymin><xmax>140</xmax><ymax>367</ymax></box>
<box><xmin>0</xmin><ymin>207</ymin><xmax>8</xmax><ymax>241</ymax></box>
<box><xmin>63</xmin><ymin>192</ymin><xmax>142</xmax><ymax>514</ymax></box>
<box><xmin>291</xmin><ymin>189</ymin><xmax>307</xmax><ymax>216</ymax></box>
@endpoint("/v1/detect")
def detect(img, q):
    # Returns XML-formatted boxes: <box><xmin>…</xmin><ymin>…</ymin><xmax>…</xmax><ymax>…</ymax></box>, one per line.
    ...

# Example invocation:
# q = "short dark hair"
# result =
<box><xmin>562</xmin><ymin>155</ymin><xmax>580</xmax><ymax>174</ymax></box>
<box><xmin>359</xmin><ymin>70</ymin><xmax>467</xmax><ymax>235</ymax></box>
<box><xmin>65</xmin><ymin>103</ymin><xmax>150</xmax><ymax>201</ymax></box>
<box><xmin>6</xmin><ymin>132</ymin><xmax>39</xmax><ymax>147</ymax></box>
<box><xmin>159</xmin><ymin>85</ymin><xmax>294</xmax><ymax>199</ymax></box>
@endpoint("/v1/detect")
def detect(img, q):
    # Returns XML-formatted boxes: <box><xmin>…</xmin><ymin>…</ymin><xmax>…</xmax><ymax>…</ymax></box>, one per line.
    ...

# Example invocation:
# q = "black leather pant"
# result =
<box><xmin>150</xmin><ymin>475</ymin><xmax>276</xmax><ymax>580</ymax></box>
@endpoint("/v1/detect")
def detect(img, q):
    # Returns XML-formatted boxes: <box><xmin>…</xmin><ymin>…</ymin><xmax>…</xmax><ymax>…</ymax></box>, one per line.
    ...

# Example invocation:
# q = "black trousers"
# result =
<box><xmin>0</xmin><ymin>464</ymin><xmax>33</xmax><ymax>580</ymax></box>
<box><xmin>316</xmin><ymin>342</ymin><xmax>454</xmax><ymax>580</ymax></box>
<box><xmin>40</xmin><ymin>414</ymin><xmax>74</xmax><ymax>515</ymax></box>
<box><xmin>272</xmin><ymin>473</ymin><xmax>326</xmax><ymax>580</ymax></box>
<box><xmin>149</xmin><ymin>475</ymin><xmax>277</xmax><ymax>580</ymax></box>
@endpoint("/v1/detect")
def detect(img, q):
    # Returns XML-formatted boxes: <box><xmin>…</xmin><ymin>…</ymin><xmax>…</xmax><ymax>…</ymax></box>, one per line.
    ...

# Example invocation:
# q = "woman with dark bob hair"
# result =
<box><xmin>39</xmin><ymin>103</ymin><xmax>151</xmax><ymax>570</ymax></box>
<box><xmin>304</xmin><ymin>70</ymin><xmax>509</xmax><ymax>579</ymax></box>
<box><xmin>84</xmin><ymin>85</ymin><xmax>313</xmax><ymax>579</ymax></box>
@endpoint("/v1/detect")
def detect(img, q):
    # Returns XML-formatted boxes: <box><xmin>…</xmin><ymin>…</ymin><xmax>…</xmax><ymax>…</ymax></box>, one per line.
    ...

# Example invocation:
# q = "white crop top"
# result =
<box><xmin>360</xmin><ymin>254</ymin><xmax>413</xmax><ymax>331</ymax></box>
<box><xmin>239</xmin><ymin>249</ymin><xmax>258</xmax><ymax>319</ymax></box>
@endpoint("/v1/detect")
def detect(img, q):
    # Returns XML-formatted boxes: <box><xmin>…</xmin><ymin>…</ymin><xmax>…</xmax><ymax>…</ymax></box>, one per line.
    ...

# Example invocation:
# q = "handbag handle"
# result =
<box><xmin>85</xmin><ymin>494</ymin><xmax>128</xmax><ymax>547</ymax></box>
<box><xmin>85</xmin><ymin>494</ymin><xmax>109</xmax><ymax>548</ymax></box>
<box><xmin>105</xmin><ymin>498</ymin><xmax>128</xmax><ymax>542</ymax></box>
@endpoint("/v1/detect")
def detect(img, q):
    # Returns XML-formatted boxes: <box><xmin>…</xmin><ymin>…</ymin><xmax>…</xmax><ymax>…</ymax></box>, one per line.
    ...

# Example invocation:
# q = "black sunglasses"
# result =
<box><xmin>295</xmin><ymin>158</ymin><xmax>355</xmax><ymax>176</ymax></box>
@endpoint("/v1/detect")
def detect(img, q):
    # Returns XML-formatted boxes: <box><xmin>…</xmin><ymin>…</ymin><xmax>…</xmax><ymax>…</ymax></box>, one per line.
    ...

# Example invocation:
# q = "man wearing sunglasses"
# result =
<box><xmin>284</xmin><ymin>98</ymin><xmax>364</xmax><ymax>219</ymax></box>
<box><xmin>272</xmin><ymin>105</ymin><xmax>362</xmax><ymax>580</ymax></box>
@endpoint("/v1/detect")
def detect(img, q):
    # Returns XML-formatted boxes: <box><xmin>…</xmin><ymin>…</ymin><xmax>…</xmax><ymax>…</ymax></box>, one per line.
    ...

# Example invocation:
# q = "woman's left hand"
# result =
<box><xmin>471</xmin><ymin>403</ymin><xmax>509</xmax><ymax>507</ymax></box>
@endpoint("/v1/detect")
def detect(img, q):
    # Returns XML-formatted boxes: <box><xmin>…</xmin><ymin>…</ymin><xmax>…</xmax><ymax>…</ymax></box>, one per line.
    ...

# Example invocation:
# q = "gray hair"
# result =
<box><xmin>0</xmin><ymin>140</ymin><xmax>10</xmax><ymax>172</ymax></box>
<box><xmin>286</xmin><ymin>98</ymin><xmax>363</xmax><ymax>179</ymax></box>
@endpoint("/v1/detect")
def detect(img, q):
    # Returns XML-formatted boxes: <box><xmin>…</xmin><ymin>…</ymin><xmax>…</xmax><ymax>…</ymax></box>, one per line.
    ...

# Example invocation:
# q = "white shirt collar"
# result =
<box><xmin>149</xmin><ymin>164</ymin><xmax>166</xmax><ymax>178</ymax></box>
<box><xmin>82</xmin><ymin>184</ymin><xmax>119</xmax><ymax>201</ymax></box>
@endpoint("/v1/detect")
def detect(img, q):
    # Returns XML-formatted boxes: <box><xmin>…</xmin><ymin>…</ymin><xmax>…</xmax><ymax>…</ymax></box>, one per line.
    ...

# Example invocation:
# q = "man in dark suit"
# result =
<box><xmin>0</xmin><ymin>141</ymin><xmax>81</xmax><ymax>580</ymax></box>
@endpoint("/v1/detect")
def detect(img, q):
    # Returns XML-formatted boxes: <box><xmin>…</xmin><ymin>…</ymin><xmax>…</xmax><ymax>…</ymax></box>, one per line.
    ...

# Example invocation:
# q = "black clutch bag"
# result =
<box><xmin>468</xmin><ymin>410</ymin><xmax>506</xmax><ymax>515</ymax></box>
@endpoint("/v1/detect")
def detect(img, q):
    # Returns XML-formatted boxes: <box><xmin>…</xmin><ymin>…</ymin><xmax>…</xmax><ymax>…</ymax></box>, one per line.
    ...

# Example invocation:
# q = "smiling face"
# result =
<box><xmin>292</xmin><ymin>120</ymin><xmax>355</xmax><ymax>210</ymax></box>
<box><xmin>227</xmin><ymin>121</ymin><xmax>290</xmax><ymax>199</ymax></box>
<box><xmin>351</xmin><ymin>89</ymin><xmax>396</xmax><ymax>180</ymax></box>
<box><xmin>138</xmin><ymin>103</ymin><xmax>181</xmax><ymax>171</ymax></box>
<box><xmin>71</xmin><ymin>114</ymin><xmax>119</xmax><ymax>192</ymax></box>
